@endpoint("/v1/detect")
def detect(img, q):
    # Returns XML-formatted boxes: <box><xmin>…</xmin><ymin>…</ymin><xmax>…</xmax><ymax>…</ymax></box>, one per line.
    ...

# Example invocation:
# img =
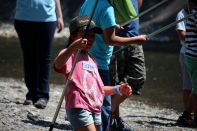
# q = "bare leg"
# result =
<box><xmin>183</xmin><ymin>90</ymin><xmax>193</xmax><ymax>113</ymax></box>
<box><xmin>76</xmin><ymin>123</ymin><xmax>97</xmax><ymax>131</ymax></box>
<box><xmin>111</xmin><ymin>94</ymin><xmax>127</xmax><ymax>115</ymax></box>
<box><xmin>192</xmin><ymin>94</ymin><xmax>197</xmax><ymax>117</ymax></box>
<box><xmin>111</xmin><ymin>95</ymin><xmax>134</xmax><ymax>131</ymax></box>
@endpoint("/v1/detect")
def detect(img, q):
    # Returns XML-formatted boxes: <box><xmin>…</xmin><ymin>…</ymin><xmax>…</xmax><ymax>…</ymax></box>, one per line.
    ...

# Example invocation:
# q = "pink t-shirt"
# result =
<box><xmin>54</xmin><ymin>49</ymin><xmax>105</xmax><ymax>114</ymax></box>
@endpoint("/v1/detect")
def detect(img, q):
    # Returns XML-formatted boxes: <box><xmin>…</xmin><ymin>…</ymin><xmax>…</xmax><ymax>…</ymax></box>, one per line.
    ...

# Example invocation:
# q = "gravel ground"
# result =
<box><xmin>0</xmin><ymin>77</ymin><xmax>196</xmax><ymax>131</ymax></box>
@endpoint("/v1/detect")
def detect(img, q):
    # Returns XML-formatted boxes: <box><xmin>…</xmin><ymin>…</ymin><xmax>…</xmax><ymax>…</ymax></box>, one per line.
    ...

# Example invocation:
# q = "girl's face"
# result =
<box><xmin>74</xmin><ymin>30</ymin><xmax>96</xmax><ymax>51</ymax></box>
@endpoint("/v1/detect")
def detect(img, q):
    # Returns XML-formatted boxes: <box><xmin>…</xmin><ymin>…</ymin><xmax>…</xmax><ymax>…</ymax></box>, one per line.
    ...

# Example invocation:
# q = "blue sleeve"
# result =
<box><xmin>99</xmin><ymin>6</ymin><xmax>116</xmax><ymax>30</ymax></box>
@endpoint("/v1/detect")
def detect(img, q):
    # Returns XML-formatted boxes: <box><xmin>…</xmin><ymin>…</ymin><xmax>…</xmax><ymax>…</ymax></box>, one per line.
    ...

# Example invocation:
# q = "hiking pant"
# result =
<box><xmin>184</xmin><ymin>56</ymin><xmax>197</xmax><ymax>94</ymax></box>
<box><xmin>14</xmin><ymin>20</ymin><xmax>56</xmax><ymax>101</ymax></box>
<box><xmin>110</xmin><ymin>45</ymin><xmax>146</xmax><ymax>95</ymax></box>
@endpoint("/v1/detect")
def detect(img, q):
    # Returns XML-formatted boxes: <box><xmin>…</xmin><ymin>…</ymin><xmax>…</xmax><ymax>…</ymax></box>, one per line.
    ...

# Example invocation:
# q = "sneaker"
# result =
<box><xmin>110</xmin><ymin>117</ymin><xmax>134</xmax><ymax>131</ymax></box>
<box><xmin>110</xmin><ymin>118</ymin><xmax>119</xmax><ymax>131</ymax></box>
<box><xmin>34</xmin><ymin>98</ymin><xmax>48</xmax><ymax>109</ymax></box>
<box><xmin>23</xmin><ymin>99</ymin><xmax>33</xmax><ymax>105</ymax></box>
<box><xmin>176</xmin><ymin>112</ymin><xmax>194</xmax><ymax>127</ymax></box>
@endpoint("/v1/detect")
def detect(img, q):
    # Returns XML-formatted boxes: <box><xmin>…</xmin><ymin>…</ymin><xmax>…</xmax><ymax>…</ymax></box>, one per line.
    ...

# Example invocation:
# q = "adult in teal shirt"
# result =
<box><xmin>79</xmin><ymin>0</ymin><xmax>147</xmax><ymax>130</ymax></box>
<box><xmin>14</xmin><ymin>0</ymin><xmax>64</xmax><ymax>109</ymax></box>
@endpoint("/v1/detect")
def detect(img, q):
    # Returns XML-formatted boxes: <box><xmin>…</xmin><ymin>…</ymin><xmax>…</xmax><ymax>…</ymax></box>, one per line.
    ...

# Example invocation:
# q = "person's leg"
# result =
<box><xmin>111</xmin><ymin>95</ymin><xmax>127</xmax><ymax>114</ymax></box>
<box><xmin>77</xmin><ymin>112</ymin><xmax>102</xmax><ymax>131</ymax></box>
<box><xmin>190</xmin><ymin>82</ymin><xmax>197</xmax><ymax>127</ymax></box>
<box><xmin>177</xmin><ymin>90</ymin><xmax>193</xmax><ymax>126</ymax></box>
<box><xmin>14</xmin><ymin>20</ymin><xmax>37</xmax><ymax>104</ymax></box>
<box><xmin>98</xmin><ymin>69</ymin><xmax>111</xmax><ymax>131</ymax></box>
<box><xmin>111</xmin><ymin>45</ymin><xmax>145</xmax><ymax>131</ymax></box>
<box><xmin>110</xmin><ymin>46</ymin><xmax>127</xmax><ymax>114</ymax></box>
<box><xmin>110</xmin><ymin>46</ymin><xmax>127</xmax><ymax>116</ymax></box>
<box><xmin>181</xmin><ymin>53</ymin><xmax>193</xmax><ymax>112</ymax></box>
<box><xmin>124</xmin><ymin>45</ymin><xmax>146</xmax><ymax>95</ymax></box>
<box><xmin>110</xmin><ymin>4</ymin><xmax>143</xmax><ymax>128</ymax></box>
<box><xmin>177</xmin><ymin>53</ymin><xmax>193</xmax><ymax>125</ymax></box>
<box><xmin>33</xmin><ymin>22</ymin><xmax>56</xmax><ymax>108</ymax></box>
<box><xmin>111</xmin><ymin>95</ymin><xmax>128</xmax><ymax>130</ymax></box>
<box><xmin>184</xmin><ymin>56</ymin><xmax>197</xmax><ymax>127</ymax></box>
<box><xmin>66</xmin><ymin>108</ymin><xmax>99</xmax><ymax>131</ymax></box>
<box><xmin>192</xmin><ymin>93</ymin><xmax>197</xmax><ymax>127</ymax></box>
<box><xmin>182</xmin><ymin>90</ymin><xmax>192</xmax><ymax>112</ymax></box>
<box><xmin>76</xmin><ymin>124</ymin><xmax>97</xmax><ymax>131</ymax></box>
<box><xmin>188</xmin><ymin>59</ymin><xmax>197</xmax><ymax>125</ymax></box>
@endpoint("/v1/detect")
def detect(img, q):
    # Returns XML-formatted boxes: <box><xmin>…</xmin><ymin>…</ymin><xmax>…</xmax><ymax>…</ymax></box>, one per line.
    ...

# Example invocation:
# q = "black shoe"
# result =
<box><xmin>176</xmin><ymin>111</ymin><xmax>194</xmax><ymax>127</ymax></box>
<box><xmin>34</xmin><ymin>98</ymin><xmax>48</xmax><ymax>109</ymax></box>
<box><xmin>23</xmin><ymin>99</ymin><xmax>33</xmax><ymax>105</ymax></box>
<box><xmin>110</xmin><ymin>117</ymin><xmax>134</xmax><ymax>131</ymax></box>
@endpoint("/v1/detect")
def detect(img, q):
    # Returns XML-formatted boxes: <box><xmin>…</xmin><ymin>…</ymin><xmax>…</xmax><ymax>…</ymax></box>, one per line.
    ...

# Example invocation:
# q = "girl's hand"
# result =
<box><xmin>70</xmin><ymin>38</ymin><xmax>88</xmax><ymax>50</ymax></box>
<box><xmin>119</xmin><ymin>83</ymin><xmax>132</xmax><ymax>96</ymax></box>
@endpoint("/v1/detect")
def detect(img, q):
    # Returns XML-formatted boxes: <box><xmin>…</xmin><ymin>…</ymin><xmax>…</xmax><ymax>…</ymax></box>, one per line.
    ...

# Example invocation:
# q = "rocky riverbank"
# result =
<box><xmin>0</xmin><ymin>77</ymin><xmax>196</xmax><ymax>131</ymax></box>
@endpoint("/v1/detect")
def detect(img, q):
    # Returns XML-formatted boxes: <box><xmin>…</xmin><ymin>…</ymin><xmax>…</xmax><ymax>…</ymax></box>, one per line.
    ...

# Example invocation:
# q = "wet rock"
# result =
<box><xmin>27</xmin><ymin>112</ymin><xmax>40</xmax><ymax>122</ymax></box>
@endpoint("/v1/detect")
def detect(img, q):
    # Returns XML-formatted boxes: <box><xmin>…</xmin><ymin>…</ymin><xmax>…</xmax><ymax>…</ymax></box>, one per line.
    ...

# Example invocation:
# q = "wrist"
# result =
<box><xmin>58</xmin><ymin>16</ymin><xmax>63</xmax><ymax>19</ymax></box>
<box><xmin>114</xmin><ymin>85</ymin><xmax>122</xmax><ymax>95</ymax></box>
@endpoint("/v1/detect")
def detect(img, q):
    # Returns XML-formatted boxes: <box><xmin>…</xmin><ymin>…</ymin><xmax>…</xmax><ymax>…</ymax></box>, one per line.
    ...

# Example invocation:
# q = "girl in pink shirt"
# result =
<box><xmin>53</xmin><ymin>16</ymin><xmax>132</xmax><ymax>131</ymax></box>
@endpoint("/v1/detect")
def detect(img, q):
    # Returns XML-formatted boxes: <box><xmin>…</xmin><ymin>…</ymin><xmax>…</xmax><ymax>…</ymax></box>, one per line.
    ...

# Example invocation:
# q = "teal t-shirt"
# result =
<box><xmin>15</xmin><ymin>0</ymin><xmax>57</xmax><ymax>22</ymax></box>
<box><xmin>79</xmin><ymin>0</ymin><xmax>116</xmax><ymax>70</ymax></box>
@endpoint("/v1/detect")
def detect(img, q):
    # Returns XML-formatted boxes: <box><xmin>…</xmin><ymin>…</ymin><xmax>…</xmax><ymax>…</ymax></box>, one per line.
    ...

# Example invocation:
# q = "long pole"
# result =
<box><xmin>113</xmin><ymin>13</ymin><xmax>194</xmax><ymax>55</ymax></box>
<box><xmin>121</xmin><ymin>0</ymin><xmax>168</xmax><ymax>26</ymax></box>
<box><xmin>146</xmin><ymin>13</ymin><xmax>193</xmax><ymax>39</ymax></box>
<box><xmin>48</xmin><ymin>0</ymin><xmax>99</xmax><ymax>131</ymax></box>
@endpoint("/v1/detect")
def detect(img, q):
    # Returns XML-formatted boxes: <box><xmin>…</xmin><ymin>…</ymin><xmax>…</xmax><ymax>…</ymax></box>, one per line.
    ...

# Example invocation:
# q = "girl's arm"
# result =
<box><xmin>55</xmin><ymin>0</ymin><xmax>64</xmax><ymax>33</ymax></box>
<box><xmin>54</xmin><ymin>38</ymin><xmax>87</xmax><ymax>69</ymax></box>
<box><xmin>103</xmin><ymin>27</ymin><xmax>147</xmax><ymax>46</ymax></box>
<box><xmin>103</xmin><ymin>83</ymin><xmax>132</xmax><ymax>96</ymax></box>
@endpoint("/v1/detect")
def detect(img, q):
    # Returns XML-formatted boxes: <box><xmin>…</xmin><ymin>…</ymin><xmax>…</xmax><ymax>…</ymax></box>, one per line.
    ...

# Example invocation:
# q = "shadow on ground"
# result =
<box><xmin>21</xmin><ymin>120</ymin><xmax>73</xmax><ymax>130</ymax></box>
